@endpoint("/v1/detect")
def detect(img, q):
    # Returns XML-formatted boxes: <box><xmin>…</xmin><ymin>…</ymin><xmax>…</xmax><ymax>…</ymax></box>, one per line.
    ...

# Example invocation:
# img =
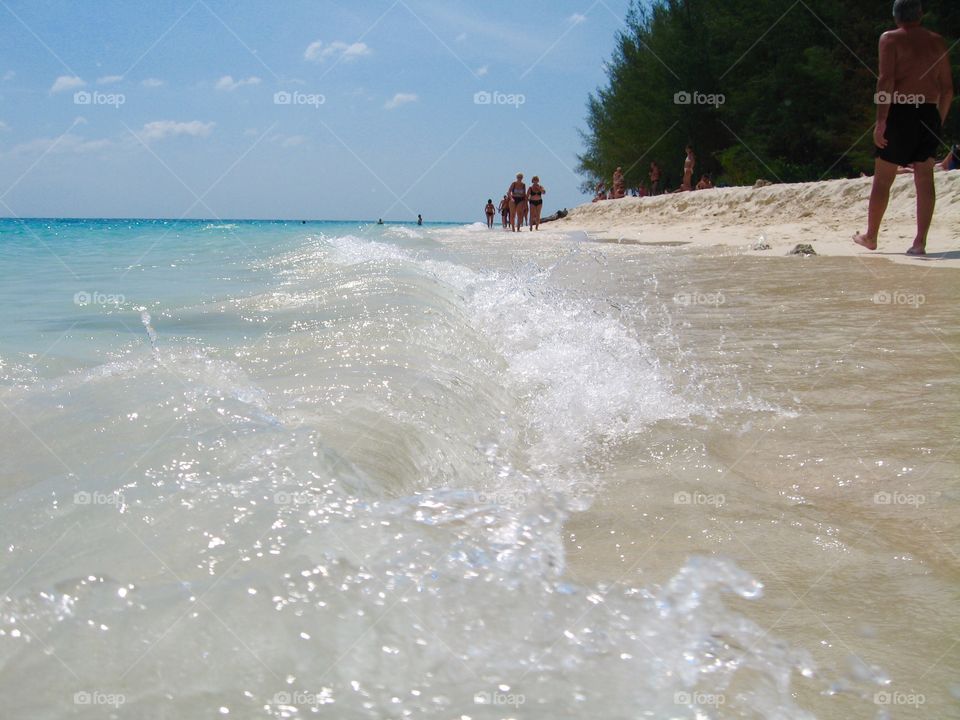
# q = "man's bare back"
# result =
<box><xmin>879</xmin><ymin>26</ymin><xmax>951</xmax><ymax>105</ymax></box>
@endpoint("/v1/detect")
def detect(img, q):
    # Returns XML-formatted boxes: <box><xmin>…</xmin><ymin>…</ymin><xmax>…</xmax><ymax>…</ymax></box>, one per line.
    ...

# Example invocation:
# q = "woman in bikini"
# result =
<box><xmin>485</xmin><ymin>199</ymin><xmax>496</xmax><ymax>228</ymax></box>
<box><xmin>498</xmin><ymin>195</ymin><xmax>510</xmax><ymax>229</ymax></box>
<box><xmin>507</xmin><ymin>173</ymin><xmax>527</xmax><ymax>232</ymax></box>
<box><xmin>527</xmin><ymin>176</ymin><xmax>546</xmax><ymax>231</ymax></box>
<box><xmin>681</xmin><ymin>145</ymin><xmax>695</xmax><ymax>191</ymax></box>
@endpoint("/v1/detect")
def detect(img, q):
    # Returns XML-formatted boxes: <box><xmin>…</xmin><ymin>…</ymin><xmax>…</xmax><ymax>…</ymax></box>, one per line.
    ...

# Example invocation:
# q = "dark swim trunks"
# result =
<box><xmin>876</xmin><ymin>103</ymin><xmax>942</xmax><ymax>167</ymax></box>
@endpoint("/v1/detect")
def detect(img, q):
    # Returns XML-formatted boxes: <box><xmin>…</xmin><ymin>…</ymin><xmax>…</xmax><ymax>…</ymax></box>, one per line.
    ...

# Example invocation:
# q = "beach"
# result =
<box><xmin>1</xmin><ymin>215</ymin><xmax>957</xmax><ymax>718</ymax></box>
<box><xmin>556</xmin><ymin>172</ymin><xmax>960</xmax><ymax>268</ymax></box>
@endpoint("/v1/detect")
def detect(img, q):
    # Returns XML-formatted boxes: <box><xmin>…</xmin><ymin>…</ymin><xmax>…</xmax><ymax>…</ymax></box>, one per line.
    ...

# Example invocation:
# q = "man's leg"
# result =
<box><xmin>911</xmin><ymin>159</ymin><xmax>936</xmax><ymax>254</ymax></box>
<box><xmin>854</xmin><ymin>158</ymin><xmax>899</xmax><ymax>250</ymax></box>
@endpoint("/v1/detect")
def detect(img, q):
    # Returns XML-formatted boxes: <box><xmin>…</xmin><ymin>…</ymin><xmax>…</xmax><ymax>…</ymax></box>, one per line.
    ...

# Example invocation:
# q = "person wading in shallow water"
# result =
<box><xmin>854</xmin><ymin>0</ymin><xmax>953</xmax><ymax>256</ymax></box>
<box><xmin>499</xmin><ymin>195</ymin><xmax>510</xmax><ymax>229</ymax></box>
<box><xmin>507</xmin><ymin>173</ymin><xmax>527</xmax><ymax>232</ymax></box>
<box><xmin>484</xmin><ymin>199</ymin><xmax>496</xmax><ymax>228</ymax></box>
<box><xmin>527</xmin><ymin>176</ymin><xmax>546</xmax><ymax>231</ymax></box>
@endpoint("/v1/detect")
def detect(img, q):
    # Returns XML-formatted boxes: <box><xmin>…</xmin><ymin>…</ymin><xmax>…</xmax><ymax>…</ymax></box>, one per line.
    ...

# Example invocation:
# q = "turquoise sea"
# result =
<box><xmin>1</xmin><ymin>219</ymin><xmax>957</xmax><ymax>719</ymax></box>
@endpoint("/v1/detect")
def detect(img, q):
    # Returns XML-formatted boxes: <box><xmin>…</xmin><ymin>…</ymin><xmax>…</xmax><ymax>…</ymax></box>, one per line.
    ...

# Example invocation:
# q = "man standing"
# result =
<box><xmin>854</xmin><ymin>0</ymin><xmax>954</xmax><ymax>256</ymax></box>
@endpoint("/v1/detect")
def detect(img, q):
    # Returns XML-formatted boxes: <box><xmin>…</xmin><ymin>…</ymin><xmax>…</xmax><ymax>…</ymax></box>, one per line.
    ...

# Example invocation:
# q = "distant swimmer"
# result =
<box><xmin>855</xmin><ymin>0</ymin><xmax>953</xmax><ymax>256</ymax></box>
<box><xmin>508</xmin><ymin>173</ymin><xmax>527</xmax><ymax>232</ymax></box>
<box><xmin>417</xmin><ymin>214</ymin><xmax>423</xmax><ymax>226</ymax></box>
<box><xmin>527</xmin><ymin>176</ymin><xmax>546</xmax><ymax>231</ymax></box>
<box><xmin>485</xmin><ymin>199</ymin><xmax>496</xmax><ymax>228</ymax></box>
<box><xmin>499</xmin><ymin>194</ymin><xmax>510</xmax><ymax>229</ymax></box>
<box><xmin>377</xmin><ymin>218</ymin><xmax>384</xmax><ymax>225</ymax></box>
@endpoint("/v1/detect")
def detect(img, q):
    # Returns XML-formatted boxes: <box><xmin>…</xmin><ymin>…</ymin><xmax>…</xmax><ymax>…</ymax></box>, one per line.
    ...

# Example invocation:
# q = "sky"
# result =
<box><xmin>0</xmin><ymin>0</ymin><xmax>633</xmax><ymax>222</ymax></box>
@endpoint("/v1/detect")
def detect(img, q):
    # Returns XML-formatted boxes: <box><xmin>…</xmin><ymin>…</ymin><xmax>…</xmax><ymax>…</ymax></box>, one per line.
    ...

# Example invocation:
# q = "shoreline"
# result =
<box><xmin>554</xmin><ymin>173</ymin><xmax>960</xmax><ymax>269</ymax></box>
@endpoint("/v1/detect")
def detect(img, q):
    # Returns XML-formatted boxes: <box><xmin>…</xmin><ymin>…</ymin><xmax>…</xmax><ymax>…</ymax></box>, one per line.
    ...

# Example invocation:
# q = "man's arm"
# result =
<box><xmin>874</xmin><ymin>33</ymin><xmax>897</xmax><ymax>148</ymax></box>
<box><xmin>876</xmin><ymin>33</ymin><xmax>896</xmax><ymax>123</ymax></box>
<box><xmin>935</xmin><ymin>37</ymin><xmax>954</xmax><ymax>124</ymax></box>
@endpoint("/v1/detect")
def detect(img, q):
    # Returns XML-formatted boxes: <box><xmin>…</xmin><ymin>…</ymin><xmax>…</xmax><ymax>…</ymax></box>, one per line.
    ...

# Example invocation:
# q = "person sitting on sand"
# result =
<box><xmin>485</xmin><ymin>199</ymin><xmax>496</xmax><ymax>228</ymax></box>
<box><xmin>938</xmin><ymin>144</ymin><xmax>959</xmax><ymax>171</ymax></box>
<box><xmin>508</xmin><ymin>173</ymin><xmax>527</xmax><ymax>232</ymax></box>
<box><xmin>499</xmin><ymin>195</ymin><xmax>510</xmax><ymax>228</ymax></box>
<box><xmin>696</xmin><ymin>173</ymin><xmax>714</xmax><ymax>190</ymax></box>
<box><xmin>681</xmin><ymin>146</ymin><xmax>695</xmax><ymax>191</ymax></box>
<box><xmin>527</xmin><ymin>176</ymin><xmax>546</xmax><ymax>231</ymax></box>
<box><xmin>854</xmin><ymin>0</ymin><xmax>953</xmax><ymax>257</ymax></box>
<box><xmin>595</xmin><ymin>180</ymin><xmax>606</xmax><ymax>202</ymax></box>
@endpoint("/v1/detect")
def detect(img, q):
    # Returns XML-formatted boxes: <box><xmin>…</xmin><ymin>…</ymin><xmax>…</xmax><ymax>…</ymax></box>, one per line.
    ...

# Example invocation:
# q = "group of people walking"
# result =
<box><xmin>485</xmin><ymin>173</ymin><xmax>548</xmax><ymax>231</ymax></box>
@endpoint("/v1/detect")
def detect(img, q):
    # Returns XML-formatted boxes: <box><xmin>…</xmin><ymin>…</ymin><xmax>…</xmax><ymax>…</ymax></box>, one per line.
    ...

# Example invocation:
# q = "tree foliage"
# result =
<box><xmin>578</xmin><ymin>0</ymin><xmax>960</xmax><ymax>191</ymax></box>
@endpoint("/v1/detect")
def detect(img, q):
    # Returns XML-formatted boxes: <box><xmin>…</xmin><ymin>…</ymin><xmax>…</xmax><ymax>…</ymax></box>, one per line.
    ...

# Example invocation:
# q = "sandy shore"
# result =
<box><xmin>555</xmin><ymin>172</ymin><xmax>960</xmax><ymax>269</ymax></box>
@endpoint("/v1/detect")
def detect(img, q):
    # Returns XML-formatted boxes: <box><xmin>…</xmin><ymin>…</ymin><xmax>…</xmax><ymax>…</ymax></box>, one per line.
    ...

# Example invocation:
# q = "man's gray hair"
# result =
<box><xmin>893</xmin><ymin>0</ymin><xmax>923</xmax><ymax>23</ymax></box>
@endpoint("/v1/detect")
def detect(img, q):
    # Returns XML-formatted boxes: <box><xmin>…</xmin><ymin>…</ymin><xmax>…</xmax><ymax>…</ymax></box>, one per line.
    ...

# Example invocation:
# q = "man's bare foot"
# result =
<box><xmin>906</xmin><ymin>245</ymin><xmax>926</xmax><ymax>256</ymax></box>
<box><xmin>853</xmin><ymin>233</ymin><xmax>877</xmax><ymax>251</ymax></box>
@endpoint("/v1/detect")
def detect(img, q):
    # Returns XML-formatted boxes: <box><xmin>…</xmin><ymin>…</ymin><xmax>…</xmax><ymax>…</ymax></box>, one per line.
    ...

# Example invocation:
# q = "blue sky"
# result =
<box><xmin>0</xmin><ymin>0</ymin><xmax>632</xmax><ymax>222</ymax></box>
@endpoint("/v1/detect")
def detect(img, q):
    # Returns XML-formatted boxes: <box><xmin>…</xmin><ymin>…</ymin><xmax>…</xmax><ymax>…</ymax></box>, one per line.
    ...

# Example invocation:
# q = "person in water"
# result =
<box><xmin>507</xmin><ymin>173</ymin><xmax>527</xmax><ymax>232</ymax></box>
<box><xmin>854</xmin><ymin>0</ymin><xmax>953</xmax><ymax>256</ymax></box>
<box><xmin>377</xmin><ymin>218</ymin><xmax>384</xmax><ymax>225</ymax></box>
<box><xmin>484</xmin><ymin>199</ymin><xmax>496</xmax><ymax>228</ymax></box>
<box><xmin>681</xmin><ymin>146</ymin><xmax>695</xmax><ymax>191</ymax></box>
<box><xmin>527</xmin><ymin>176</ymin><xmax>546</xmax><ymax>231</ymax></box>
<box><xmin>417</xmin><ymin>214</ymin><xmax>423</xmax><ymax>226</ymax></box>
<box><xmin>499</xmin><ymin>195</ymin><xmax>510</xmax><ymax>229</ymax></box>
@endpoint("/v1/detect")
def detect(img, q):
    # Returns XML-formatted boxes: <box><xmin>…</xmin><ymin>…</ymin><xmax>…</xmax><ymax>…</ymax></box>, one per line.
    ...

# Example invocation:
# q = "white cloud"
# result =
<box><xmin>271</xmin><ymin>134</ymin><xmax>306</xmax><ymax>148</ymax></box>
<box><xmin>384</xmin><ymin>92</ymin><xmax>417</xmax><ymax>110</ymax></box>
<box><xmin>215</xmin><ymin>75</ymin><xmax>261</xmax><ymax>92</ymax></box>
<box><xmin>11</xmin><ymin>134</ymin><xmax>111</xmax><ymax>155</ymax></box>
<box><xmin>476</xmin><ymin>65</ymin><xmax>489</xmax><ymax>77</ymax></box>
<box><xmin>50</xmin><ymin>75</ymin><xmax>85</xmax><ymax>94</ymax></box>
<box><xmin>569</xmin><ymin>13</ymin><xmax>587</xmax><ymax>25</ymax></box>
<box><xmin>304</xmin><ymin>40</ymin><xmax>371</xmax><ymax>63</ymax></box>
<box><xmin>97</xmin><ymin>75</ymin><xmax>123</xmax><ymax>85</ymax></box>
<box><xmin>141</xmin><ymin>78</ymin><xmax>165</xmax><ymax>88</ymax></box>
<box><xmin>140</xmin><ymin>120</ymin><xmax>215</xmax><ymax>142</ymax></box>
<box><xmin>2</xmin><ymin>71</ymin><xmax>14</xmax><ymax>82</ymax></box>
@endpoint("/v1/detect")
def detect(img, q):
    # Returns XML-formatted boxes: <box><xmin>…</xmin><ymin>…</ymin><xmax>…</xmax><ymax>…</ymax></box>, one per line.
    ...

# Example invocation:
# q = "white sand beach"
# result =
<box><xmin>557</xmin><ymin>172</ymin><xmax>960</xmax><ymax>268</ymax></box>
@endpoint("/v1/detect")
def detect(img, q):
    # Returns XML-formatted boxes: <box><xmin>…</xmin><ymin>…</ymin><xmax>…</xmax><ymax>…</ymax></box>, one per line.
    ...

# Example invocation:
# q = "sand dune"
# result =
<box><xmin>557</xmin><ymin>172</ymin><xmax>960</xmax><ymax>268</ymax></box>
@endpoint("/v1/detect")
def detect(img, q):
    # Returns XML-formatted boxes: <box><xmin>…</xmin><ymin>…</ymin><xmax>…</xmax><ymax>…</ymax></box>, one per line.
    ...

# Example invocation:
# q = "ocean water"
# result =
<box><xmin>0</xmin><ymin>219</ymin><xmax>957</xmax><ymax>719</ymax></box>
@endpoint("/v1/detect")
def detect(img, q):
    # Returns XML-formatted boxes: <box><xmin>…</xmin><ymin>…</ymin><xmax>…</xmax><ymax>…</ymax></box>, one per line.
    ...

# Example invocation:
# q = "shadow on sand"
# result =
<box><xmin>875</xmin><ymin>250</ymin><xmax>960</xmax><ymax>261</ymax></box>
